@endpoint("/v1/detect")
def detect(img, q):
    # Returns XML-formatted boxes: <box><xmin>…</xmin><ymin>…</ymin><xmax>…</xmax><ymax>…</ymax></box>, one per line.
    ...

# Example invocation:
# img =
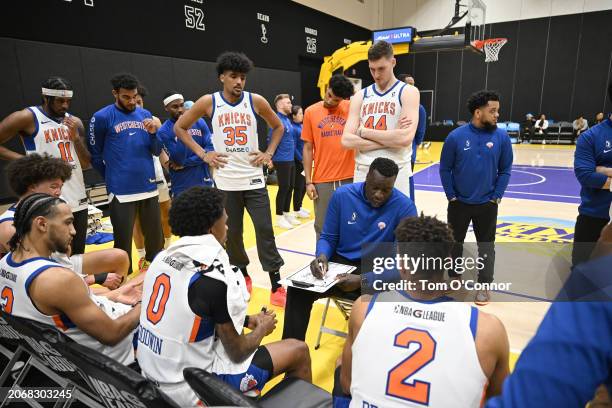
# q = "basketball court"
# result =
<box><xmin>1</xmin><ymin>0</ymin><xmax>611</xmax><ymax>405</ymax></box>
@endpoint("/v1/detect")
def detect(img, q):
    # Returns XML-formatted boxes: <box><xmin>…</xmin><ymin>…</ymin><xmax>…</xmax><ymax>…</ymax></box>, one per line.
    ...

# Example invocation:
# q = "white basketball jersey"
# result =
<box><xmin>350</xmin><ymin>291</ymin><xmax>486</xmax><ymax>408</ymax></box>
<box><xmin>0</xmin><ymin>206</ymin><xmax>16</xmax><ymax>224</ymax></box>
<box><xmin>138</xmin><ymin>235</ymin><xmax>252</xmax><ymax>386</ymax></box>
<box><xmin>23</xmin><ymin>107</ymin><xmax>87</xmax><ymax>212</ymax></box>
<box><xmin>210</xmin><ymin>92</ymin><xmax>265</xmax><ymax>191</ymax></box>
<box><xmin>356</xmin><ymin>81</ymin><xmax>412</xmax><ymax>168</ymax></box>
<box><xmin>0</xmin><ymin>253</ymin><xmax>134</xmax><ymax>365</ymax></box>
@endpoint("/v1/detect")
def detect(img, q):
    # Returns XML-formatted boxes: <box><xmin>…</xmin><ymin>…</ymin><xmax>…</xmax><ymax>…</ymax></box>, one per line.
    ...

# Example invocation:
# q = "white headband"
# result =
<box><xmin>163</xmin><ymin>94</ymin><xmax>184</xmax><ymax>106</ymax></box>
<box><xmin>42</xmin><ymin>88</ymin><xmax>73</xmax><ymax>98</ymax></box>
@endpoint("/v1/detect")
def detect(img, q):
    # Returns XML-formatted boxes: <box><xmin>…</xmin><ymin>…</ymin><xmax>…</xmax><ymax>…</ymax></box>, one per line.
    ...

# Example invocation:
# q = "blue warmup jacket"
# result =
<box><xmin>439</xmin><ymin>123</ymin><xmax>513</xmax><ymax>204</ymax></box>
<box><xmin>158</xmin><ymin>118</ymin><xmax>214</xmax><ymax>197</ymax></box>
<box><xmin>317</xmin><ymin>182</ymin><xmax>417</xmax><ymax>262</ymax></box>
<box><xmin>574</xmin><ymin>118</ymin><xmax>612</xmax><ymax>219</ymax></box>
<box><xmin>268</xmin><ymin>112</ymin><xmax>294</xmax><ymax>162</ymax></box>
<box><xmin>88</xmin><ymin>104</ymin><xmax>162</xmax><ymax>196</ymax></box>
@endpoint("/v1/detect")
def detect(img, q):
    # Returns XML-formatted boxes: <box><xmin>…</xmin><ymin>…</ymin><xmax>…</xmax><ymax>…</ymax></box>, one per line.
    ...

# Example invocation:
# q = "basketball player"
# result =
<box><xmin>0</xmin><ymin>193</ymin><xmax>141</xmax><ymax>366</ymax></box>
<box><xmin>0</xmin><ymin>154</ymin><xmax>142</xmax><ymax>305</ymax></box>
<box><xmin>342</xmin><ymin>40</ymin><xmax>420</xmax><ymax>198</ymax></box>
<box><xmin>0</xmin><ymin>77</ymin><xmax>90</xmax><ymax>255</ymax></box>
<box><xmin>336</xmin><ymin>215</ymin><xmax>510</xmax><ymax>407</ymax></box>
<box><xmin>157</xmin><ymin>91</ymin><xmax>214</xmax><ymax>197</ymax></box>
<box><xmin>88</xmin><ymin>73</ymin><xmax>164</xmax><ymax>274</ymax></box>
<box><xmin>138</xmin><ymin>186</ymin><xmax>311</xmax><ymax>407</ymax></box>
<box><xmin>174</xmin><ymin>52</ymin><xmax>287</xmax><ymax>306</ymax></box>
<box><xmin>132</xmin><ymin>86</ymin><xmax>172</xmax><ymax>271</ymax></box>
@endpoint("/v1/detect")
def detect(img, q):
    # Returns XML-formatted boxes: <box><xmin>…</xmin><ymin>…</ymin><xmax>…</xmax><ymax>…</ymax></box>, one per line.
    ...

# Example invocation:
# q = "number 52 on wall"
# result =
<box><xmin>185</xmin><ymin>5</ymin><xmax>205</xmax><ymax>31</ymax></box>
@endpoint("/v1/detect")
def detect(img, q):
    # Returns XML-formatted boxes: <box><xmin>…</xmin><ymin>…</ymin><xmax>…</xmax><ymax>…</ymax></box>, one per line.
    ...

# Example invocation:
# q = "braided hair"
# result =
<box><xmin>9</xmin><ymin>193</ymin><xmax>65</xmax><ymax>252</ymax></box>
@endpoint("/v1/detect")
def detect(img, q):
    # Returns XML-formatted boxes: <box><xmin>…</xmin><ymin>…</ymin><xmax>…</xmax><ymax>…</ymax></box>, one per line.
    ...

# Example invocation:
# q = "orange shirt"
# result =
<box><xmin>301</xmin><ymin>100</ymin><xmax>355</xmax><ymax>183</ymax></box>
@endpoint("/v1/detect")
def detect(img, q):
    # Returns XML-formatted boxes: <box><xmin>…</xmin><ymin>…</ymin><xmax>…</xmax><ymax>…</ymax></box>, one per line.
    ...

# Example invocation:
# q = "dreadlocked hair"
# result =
<box><xmin>9</xmin><ymin>193</ymin><xmax>65</xmax><ymax>252</ymax></box>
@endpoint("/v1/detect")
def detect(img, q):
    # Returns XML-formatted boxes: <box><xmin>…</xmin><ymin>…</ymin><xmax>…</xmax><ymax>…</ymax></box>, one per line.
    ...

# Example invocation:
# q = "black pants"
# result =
<box><xmin>447</xmin><ymin>200</ymin><xmax>498</xmax><ymax>283</ymax></box>
<box><xmin>293</xmin><ymin>160</ymin><xmax>306</xmax><ymax>211</ymax></box>
<box><xmin>222</xmin><ymin>188</ymin><xmax>284</xmax><ymax>272</ymax></box>
<box><xmin>572</xmin><ymin>214</ymin><xmax>608</xmax><ymax>267</ymax></box>
<box><xmin>71</xmin><ymin>208</ymin><xmax>89</xmax><ymax>255</ymax></box>
<box><xmin>274</xmin><ymin>161</ymin><xmax>295</xmax><ymax>215</ymax></box>
<box><xmin>109</xmin><ymin>195</ymin><xmax>163</xmax><ymax>273</ymax></box>
<box><xmin>282</xmin><ymin>254</ymin><xmax>361</xmax><ymax>341</ymax></box>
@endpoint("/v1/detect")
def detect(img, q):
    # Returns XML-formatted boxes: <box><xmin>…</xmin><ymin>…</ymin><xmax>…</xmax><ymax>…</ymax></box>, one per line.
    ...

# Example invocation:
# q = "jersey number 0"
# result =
<box><xmin>146</xmin><ymin>274</ymin><xmax>171</xmax><ymax>325</ymax></box>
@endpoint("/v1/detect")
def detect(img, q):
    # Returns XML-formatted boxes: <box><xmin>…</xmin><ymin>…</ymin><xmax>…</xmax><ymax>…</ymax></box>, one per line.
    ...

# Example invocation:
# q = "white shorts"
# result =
<box><xmin>354</xmin><ymin>162</ymin><xmax>413</xmax><ymax>199</ymax></box>
<box><xmin>92</xmin><ymin>294</ymin><xmax>133</xmax><ymax>319</ymax></box>
<box><xmin>156</xmin><ymin>381</ymin><xmax>199</xmax><ymax>408</ymax></box>
<box><xmin>52</xmin><ymin>253</ymin><xmax>83</xmax><ymax>276</ymax></box>
<box><xmin>157</xmin><ymin>180</ymin><xmax>171</xmax><ymax>203</ymax></box>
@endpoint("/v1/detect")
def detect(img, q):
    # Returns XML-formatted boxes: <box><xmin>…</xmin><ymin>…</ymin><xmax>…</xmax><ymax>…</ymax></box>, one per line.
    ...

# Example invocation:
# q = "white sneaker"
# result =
<box><xmin>296</xmin><ymin>208</ymin><xmax>310</xmax><ymax>218</ymax></box>
<box><xmin>276</xmin><ymin>215</ymin><xmax>294</xmax><ymax>229</ymax></box>
<box><xmin>284</xmin><ymin>213</ymin><xmax>301</xmax><ymax>226</ymax></box>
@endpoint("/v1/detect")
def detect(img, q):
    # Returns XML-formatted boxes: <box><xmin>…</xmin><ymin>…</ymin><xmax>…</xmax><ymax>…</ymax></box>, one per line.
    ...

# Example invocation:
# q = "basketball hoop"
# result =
<box><xmin>472</xmin><ymin>38</ymin><xmax>507</xmax><ymax>62</ymax></box>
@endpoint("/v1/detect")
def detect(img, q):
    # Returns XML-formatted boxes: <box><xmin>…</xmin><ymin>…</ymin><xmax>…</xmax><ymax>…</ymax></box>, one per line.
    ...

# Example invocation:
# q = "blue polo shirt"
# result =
<box><xmin>439</xmin><ymin>123</ymin><xmax>513</xmax><ymax>204</ymax></box>
<box><xmin>574</xmin><ymin>118</ymin><xmax>612</xmax><ymax>219</ymax></box>
<box><xmin>317</xmin><ymin>182</ymin><xmax>417</xmax><ymax>261</ymax></box>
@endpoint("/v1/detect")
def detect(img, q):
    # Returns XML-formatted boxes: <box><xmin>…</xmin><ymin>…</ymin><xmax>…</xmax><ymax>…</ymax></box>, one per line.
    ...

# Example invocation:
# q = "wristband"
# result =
<box><xmin>244</xmin><ymin>315</ymin><xmax>250</xmax><ymax>328</ymax></box>
<box><xmin>94</xmin><ymin>272</ymin><xmax>108</xmax><ymax>285</ymax></box>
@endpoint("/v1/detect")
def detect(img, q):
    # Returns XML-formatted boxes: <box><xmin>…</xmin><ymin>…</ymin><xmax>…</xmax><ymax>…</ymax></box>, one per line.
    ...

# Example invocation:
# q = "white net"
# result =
<box><xmin>483</xmin><ymin>38</ymin><xmax>507</xmax><ymax>62</ymax></box>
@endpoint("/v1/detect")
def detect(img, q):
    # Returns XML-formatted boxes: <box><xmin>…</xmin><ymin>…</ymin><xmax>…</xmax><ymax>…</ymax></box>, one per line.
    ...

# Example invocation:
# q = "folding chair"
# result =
<box><xmin>314</xmin><ymin>296</ymin><xmax>354</xmax><ymax>350</ymax></box>
<box><xmin>0</xmin><ymin>311</ymin><xmax>104</xmax><ymax>408</ymax></box>
<box><xmin>183</xmin><ymin>367</ymin><xmax>332</xmax><ymax>408</ymax></box>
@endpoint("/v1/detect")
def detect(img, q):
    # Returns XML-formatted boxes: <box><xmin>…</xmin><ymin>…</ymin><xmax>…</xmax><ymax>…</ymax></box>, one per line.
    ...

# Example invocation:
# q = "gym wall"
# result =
<box><xmin>0</xmin><ymin>0</ymin><xmax>370</xmax><ymax>203</ymax></box>
<box><xmin>394</xmin><ymin>9</ymin><xmax>612</xmax><ymax>123</ymax></box>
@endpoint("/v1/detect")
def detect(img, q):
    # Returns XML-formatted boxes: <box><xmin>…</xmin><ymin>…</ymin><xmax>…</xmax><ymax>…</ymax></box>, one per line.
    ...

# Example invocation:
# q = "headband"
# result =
<box><xmin>163</xmin><ymin>94</ymin><xmax>184</xmax><ymax>106</ymax></box>
<box><xmin>42</xmin><ymin>88</ymin><xmax>73</xmax><ymax>98</ymax></box>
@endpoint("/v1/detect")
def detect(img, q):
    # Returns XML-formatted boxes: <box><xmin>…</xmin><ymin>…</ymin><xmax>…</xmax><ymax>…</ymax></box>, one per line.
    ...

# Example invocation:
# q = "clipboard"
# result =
<box><xmin>279</xmin><ymin>262</ymin><xmax>357</xmax><ymax>293</ymax></box>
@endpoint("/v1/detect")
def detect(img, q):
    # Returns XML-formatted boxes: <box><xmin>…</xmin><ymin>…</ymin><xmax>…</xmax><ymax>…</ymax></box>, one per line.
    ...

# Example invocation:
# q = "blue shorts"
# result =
<box><xmin>215</xmin><ymin>363</ymin><xmax>271</xmax><ymax>395</ymax></box>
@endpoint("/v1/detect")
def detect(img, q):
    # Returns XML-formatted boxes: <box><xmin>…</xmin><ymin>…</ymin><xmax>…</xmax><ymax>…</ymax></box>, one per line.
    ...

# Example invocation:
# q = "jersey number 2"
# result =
<box><xmin>58</xmin><ymin>142</ymin><xmax>74</xmax><ymax>162</ymax></box>
<box><xmin>386</xmin><ymin>327</ymin><xmax>436</xmax><ymax>405</ymax></box>
<box><xmin>146</xmin><ymin>274</ymin><xmax>171</xmax><ymax>325</ymax></box>
<box><xmin>0</xmin><ymin>286</ymin><xmax>14</xmax><ymax>313</ymax></box>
